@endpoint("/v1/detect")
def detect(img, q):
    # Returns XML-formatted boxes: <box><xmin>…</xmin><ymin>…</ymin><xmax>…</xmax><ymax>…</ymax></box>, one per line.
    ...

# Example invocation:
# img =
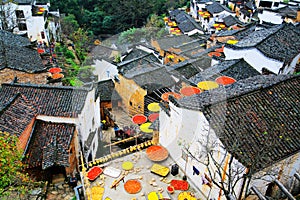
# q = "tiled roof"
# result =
<box><xmin>122</xmin><ymin>48</ymin><xmax>149</xmax><ymax>61</ymax></box>
<box><xmin>154</xmin><ymin>35</ymin><xmax>195</xmax><ymax>51</ymax></box>
<box><xmin>85</xmin><ymin>45</ymin><xmax>118</xmax><ymax>65</ymax></box>
<box><xmin>96</xmin><ymin>79</ymin><xmax>121</xmax><ymax>101</ymax></box>
<box><xmin>24</xmin><ymin>120</ymin><xmax>75</xmax><ymax>169</ymax></box>
<box><xmin>170</xmin><ymin>10</ymin><xmax>204</xmax><ymax>33</ymax></box>
<box><xmin>256</xmin><ymin>23</ymin><xmax>300</xmax><ymax>63</ymax></box>
<box><xmin>174</xmin><ymin>74</ymin><xmax>299</xmax><ymax>171</ymax></box>
<box><xmin>0</xmin><ymin>83</ymin><xmax>89</xmax><ymax>117</ymax></box>
<box><xmin>173</xmin><ymin>39</ymin><xmax>206</xmax><ymax>56</ymax></box>
<box><xmin>168</xmin><ymin>56</ymin><xmax>212</xmax><ymax>79</ymax></box>
<box><xmin>202</xmin><ymin>75</ymin><xmax>300</xmax><ymax>171</ymax></box>
<box><xmin>206</xmin><ymin>2</ymin><xmax>233</xmax><ymax>14</ymax></box>
<box><xmin>189</xmin><ymin>58</ymin><xmax>260</xmax><ymax>83</ymax></box>
<box><xmin>275</xmin><ymin>6</ymin><xmax>297</xmax><ymax>18</ymax></box>
<box><xmin>118</xmin><ymin>53</ymin><xmax>160</xmax><ymax>75</ymax></box>
<box><xmin>125</xmin><ymin>65</ymin><xmax>177</xmax><ymax>93</ymax></box>
<box><xmin>0</xmin><ymin>44</ymin><xmax>46</xmax><ymax>73</ymax></box>
<box><xmin>0</xmin><ymin>30</ymin><xmax>31</xmax><ymax>47</ymax></box>
<box><xmin>230</xmin><ymin>24</ymin><xmax>282</xmax><ymax>48</ymax></box>
<box><xmin>223</xmin><ymin>15</ymin><xmax>243</xmax><ymax>27</ymax></box>
<box><xmin>0</xmin><ymin>93</ymin><xmax>37</xmax><ymax>137</ymax></box>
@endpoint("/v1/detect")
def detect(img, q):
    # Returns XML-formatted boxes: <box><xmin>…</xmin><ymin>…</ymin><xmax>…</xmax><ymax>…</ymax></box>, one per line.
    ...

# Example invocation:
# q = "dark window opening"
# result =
<box><xmin>41</xmin><ymin>31</ymin><xmax>45</xmax><ymax>39</ymax></box>
<box><xmin>259</xmin><ymin>1</ymin><xmax>272</xmax><ymax>8</ymax></box>
<box><xmin>15</xmin><ymin>10</ymin><xmax>25</xmax><ymax>18</ymax></box>
<box><xmin>18</xmin><ymin>23</ymin><xmax>27</xmax><ymax>31</ymax></box>
<box><xmin>129</xmin><ymin>101</ymin><xmax>133</xmax><ymax>106</ymax></box>
<box><xmin>273</xmin><ymin>2</ymin><xmax>279</xmax><ymax>7</ymax></box>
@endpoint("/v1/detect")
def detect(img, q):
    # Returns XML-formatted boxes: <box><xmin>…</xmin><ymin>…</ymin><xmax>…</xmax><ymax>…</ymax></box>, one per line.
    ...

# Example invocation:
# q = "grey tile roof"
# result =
<box><xmin>85</xmin><ymin>45</ymin><xmax>117</xmax><ymax>65</ymax></box>
<box><xmin>223</xmin><ymin>15</ymin><xmax>243</xmax><ymax>27</ymax></box>
<box><xmin>0</xmin><ymin>30</ymin><xmax>46</xmax><ymax>73</ymax></box>
<box><xmin>0</xmin><ymin>44</ymin><xmax>46</xmax><ymax>73</ymax></box>
<box><xmin>256</xmin><ymin>23</ymin><xmax>300</xmax><ymax>63</ymax></box>
<box><xmin>0</xmin><ymin>30</ymin><xmax>31</xmax><ymax>47</ymax></box>
<box><xmin>154</xmin><ymin>35</ymin><xmax>195</xmax><ymax>51</ymax></box>
<box><xmin>189</xmin><ymin>58</ymin><xmax>260</xmax><ymax>83</ymax></box>
<box><xmin>0</xmin><ymin>83</ymin><xmax>89</xmax><ymax>117</ymax></box>
<box><xmin>230</xmin><ymin>24</ymin><xmax>282</xmax><ymax>48</ymax></box>
<box><xmin>96</xmin><ymin>79</ymin><xmax>121</xmax><ymax>101</ymax></box>
<box><xmin>0</xmin><ymin>93</ymin><xmax>37</xmax><ymax>137</ymax></box>
<box><xmin>206</xmin><ymin>2</ymin><xmax>233</xmax><ymax>14</ymax></box>
<box><xmin>275</xmin><ymin>6</ymin><xmax>297</xmax><ymax>18</ymax></box>
<box><xmin>118</xmin><ymin>53</ymin><xmax>160</xmax><ymax>75</ymax></box>
<box><xmin>125</xmin><ymin>65</ymin><xmax>177</xmax><ymax>93</ymax></box>
<box><xmin>122</xmin><ymin>47</ymin><xmax>150</xmax><ymax>62</ymax></box>
<box><xmin>168</xmin><ymin>55</ymin><xmax>212</xmax><ymax>79</ymax></box>
<box><xmin>172</xmin><ymin>74</ymin><xmax>299</xmax><ymax>171</ymax></box>
<box><xmin>24</xmin><ymin>120</ymin><xmax>75</xmax><ymax>169</ymax></box>
<box><xmin>202</xmin><ymin>75</ymin><xmax>300</xmax><ymax>172</ymax></box>
<box><xmin>169</xmin><ymin>10</ymin><xmax>204</xmax><ymax>33</ymax></box>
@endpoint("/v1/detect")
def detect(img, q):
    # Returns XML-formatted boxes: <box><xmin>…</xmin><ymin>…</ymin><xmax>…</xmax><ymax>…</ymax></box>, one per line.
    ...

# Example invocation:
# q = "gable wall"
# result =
<box><xmin>224</xmin><ymin>47</ymin><xmax>283</xmax><ymax>74</ymax></box>
<box><xmin>114</xmin><ymin>75</ymin><xmax>146</xmax><ymax>117</ymax></box>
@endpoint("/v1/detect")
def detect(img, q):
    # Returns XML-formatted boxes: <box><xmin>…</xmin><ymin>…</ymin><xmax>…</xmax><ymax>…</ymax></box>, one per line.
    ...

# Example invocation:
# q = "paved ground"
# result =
<box><xmin>82</xmin><ymin>149</ymin><xmax>203</xmax><ymax>200</ymax></box>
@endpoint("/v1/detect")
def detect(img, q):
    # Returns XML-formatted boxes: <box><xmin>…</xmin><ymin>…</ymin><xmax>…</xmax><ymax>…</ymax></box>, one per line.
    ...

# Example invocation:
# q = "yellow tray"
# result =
<box><xmin>150</xmin><ymin>164</ymin><xmax>170</xmax><ymax>177</ymax></box>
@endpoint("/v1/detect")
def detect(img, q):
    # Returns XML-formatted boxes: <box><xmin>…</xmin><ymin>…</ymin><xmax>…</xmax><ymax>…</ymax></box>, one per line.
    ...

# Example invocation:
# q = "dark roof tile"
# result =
<box><xmin>96</xmin><ymin>79</ymin><xmax>121</xmax><ymax>101</ymax></box>
<box><xmin>0</xmin><ymin>93</ymin><xmax>37</xmax><ymax>137</ymax></box>
<box><xmin>0</xmin><ymin>83</ymin><xmax>89</xmax><ymax>117</ymax></box>
<box><xmin>24</xmin><ymin>120</ymin><xmax>75</xmax><ymax>169</ymax></box>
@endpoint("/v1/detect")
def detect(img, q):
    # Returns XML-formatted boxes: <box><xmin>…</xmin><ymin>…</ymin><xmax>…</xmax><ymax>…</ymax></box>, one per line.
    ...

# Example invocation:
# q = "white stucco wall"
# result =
<box><xmin>78</xmin><ymin>89</ymin><xmax>101</xmax><ymax>161</ymax></box>
<box><xmin>224</xmin><ymin>47</ymin><xmax>283</xmax><ymax>74</ymax></box>
<box><xmin>159</xmin><ymin>102</ymin><xmax>247</xmax><ymax>199</ymax></box>
<box><xmin>284</xmin><ymin>53</ymin><xmax>300</xmax><ymax>74</ymax></box>
<box><xmin>16</xmin><ymin>4</ymin><xmax>49</xmax><ymax>44</ymax></box>
<box><xmin>92</xmin><ymin>59</ymin><xmax>118</xmax><ymax>82</ymax></box>
<box><xmin>258</xmin><ymin>10</ymin><xmax>283</xmax><ymax>24</ymax></box>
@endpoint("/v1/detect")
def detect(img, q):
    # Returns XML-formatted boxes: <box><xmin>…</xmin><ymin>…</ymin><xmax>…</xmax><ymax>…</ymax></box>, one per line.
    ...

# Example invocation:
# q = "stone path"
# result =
<box><xmin>46</xmin><ymin>182</ymin><xmax>76</xmax><ymax>200</ymax></box>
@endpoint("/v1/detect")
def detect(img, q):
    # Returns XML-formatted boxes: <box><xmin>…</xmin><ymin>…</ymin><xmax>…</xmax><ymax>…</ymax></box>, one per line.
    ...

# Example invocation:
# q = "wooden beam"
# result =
<box><xmin>251</xmin><ymin>186</ymin><xmax>267</xmax><ymax>200</ymax></box>
<box><xmin>274</xmin><ymin>179</ymin><xmax>296</xmax><ymax>200</ymax></box>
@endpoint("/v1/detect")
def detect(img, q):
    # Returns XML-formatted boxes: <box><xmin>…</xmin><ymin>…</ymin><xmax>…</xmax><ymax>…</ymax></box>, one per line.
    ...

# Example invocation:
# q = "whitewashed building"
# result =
<box><xmin>159</xmin><ymin>74</ymin><xmax>300</xmax><ymax>199</ymax></box>
<box><xmin>0</xmin><ymin>0</ymin><xmax>60</xmax><ymax>44</ymax></box>
<box><xmin>223</xmin><ymin>23</ymin><xmax>300</xmax><ymax>74</ymax></box>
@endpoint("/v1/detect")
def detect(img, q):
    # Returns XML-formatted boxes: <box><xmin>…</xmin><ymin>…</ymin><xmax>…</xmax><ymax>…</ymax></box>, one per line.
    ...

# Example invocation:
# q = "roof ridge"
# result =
<box><xmin>1</xmin><ymin>83</ymin><xmax>90</xmax><ymax>92</ymax></box>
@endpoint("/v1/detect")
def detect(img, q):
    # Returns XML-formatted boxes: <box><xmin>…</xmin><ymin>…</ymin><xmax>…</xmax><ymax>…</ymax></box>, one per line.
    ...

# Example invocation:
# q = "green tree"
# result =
<box><xmin>60</xmin><ymin>14</ymin><xmax>79</xmax><ymax>36</ymax></box>
<box><xmin>0</xmin><ymin>131</ymin><xmax>31</xmax><ymax>197</ymax></box>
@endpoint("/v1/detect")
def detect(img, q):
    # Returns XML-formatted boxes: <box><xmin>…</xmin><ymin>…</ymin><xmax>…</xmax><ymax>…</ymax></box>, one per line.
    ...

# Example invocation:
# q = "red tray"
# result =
<box><xmin>87</xmin><ymin>166</ymin><xmax>103</xmax><ymax>181</ymax></box>
<box><xmin>170</xmin><ymin>180</ymin><xmax>189</xmax><ymax>190</ymax></box>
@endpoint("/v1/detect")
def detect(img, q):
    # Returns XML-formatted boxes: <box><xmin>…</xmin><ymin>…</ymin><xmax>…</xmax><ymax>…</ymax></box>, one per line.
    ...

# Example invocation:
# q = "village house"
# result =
<box><xmin>151</xmin><ymin>34</ymin><xmax>197</xmax><ymax>65</ymax></box>
<box><xmin>0</xmin><ymin>0</ymin><xmax>61</xmax><ymax>45</ymax></box>
<box><xmin>197</xmin><ymin>1</ymin><xmax>236</xmax><ymax>33</ymax></box>
<box><xmin>0</xmin><ymin>30</ymin><xmax>48</xmax><ymax>85</ymax></box>
<box><xmin>169</xmin><ymin>9</ymin><xmax>205</xmax><ymax>36</ymax></box>
<box><xmin>223</xmin><ymin>23</ymin><xmax>300</xmax><ymax>74</ymax></box>
<box><xmin>115</xmin><ymin>55</ymin><xmax>178</xmax><ymax>118</ymax></box>
<box><xmin>258</xmin><ymin>6</ymin><xmax>300</xmax><ymax>25</ymax></box>
<box><xmin>0</xmin><ymin>83</ymin><xmax>101</xmax><ymax>180</ymax></box>
<box><xmin>158</xmin><ymin>74</ymin><xmax>300</xmax><ymax>199</ymax></box>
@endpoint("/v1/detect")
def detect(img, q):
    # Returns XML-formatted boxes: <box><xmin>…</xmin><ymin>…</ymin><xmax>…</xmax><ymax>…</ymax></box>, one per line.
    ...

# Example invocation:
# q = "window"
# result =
<box><xmin>15</xmin><ymin>10</ymin><xmax>25</xmax><ymax>18</ymax></box>
<box><xmin>130</xmin><ymin>101</ymin><xmax>133</xmax><ymax>106</ymax></box>
<box><xmin>41</xmin><ymin>31</ymin><xmax>45</xmax><ymax>39</ymax></box>
<box><xmin>273</xmin><ymin>2</ymin><xmax>279</xmax><ymax>7</ymax></box>
<box><xmin>18</xmin><ymin>23</ymin><xmax>27</xmax><ymax>31</ymax></box>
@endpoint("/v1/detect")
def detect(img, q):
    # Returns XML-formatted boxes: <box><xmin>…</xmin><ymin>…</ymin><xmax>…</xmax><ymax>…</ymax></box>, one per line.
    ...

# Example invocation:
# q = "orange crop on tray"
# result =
<box><xmin>146</xmin><ymin>145</ymin><xmax>169</xmax><ymax>162</ymax></box>
<box><xmin>170</xmin><ymin>180</ymin><xmax>189</xmax><ymax>190</ymax></box>
<box><xmin>124</xmin><ymin>179</ymin><xmax>142</xmax><ymax>194</ymax></box>
<box><xmin>87</xmin><ymin>166</ymin><xmax>103</xmax><ymax>181</ymax></box>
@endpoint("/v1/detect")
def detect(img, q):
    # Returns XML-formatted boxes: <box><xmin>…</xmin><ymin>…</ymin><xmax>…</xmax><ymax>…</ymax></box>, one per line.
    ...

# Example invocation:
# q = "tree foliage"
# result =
<box><xmin>50</xmin><ymin>0</ymin><xmax>188</xmax><ymax>35</ymax></box>
<box><xmin>0</xmin><ymin>131</ymin><xmax>31</xmax><ymax>197</ymax></box>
